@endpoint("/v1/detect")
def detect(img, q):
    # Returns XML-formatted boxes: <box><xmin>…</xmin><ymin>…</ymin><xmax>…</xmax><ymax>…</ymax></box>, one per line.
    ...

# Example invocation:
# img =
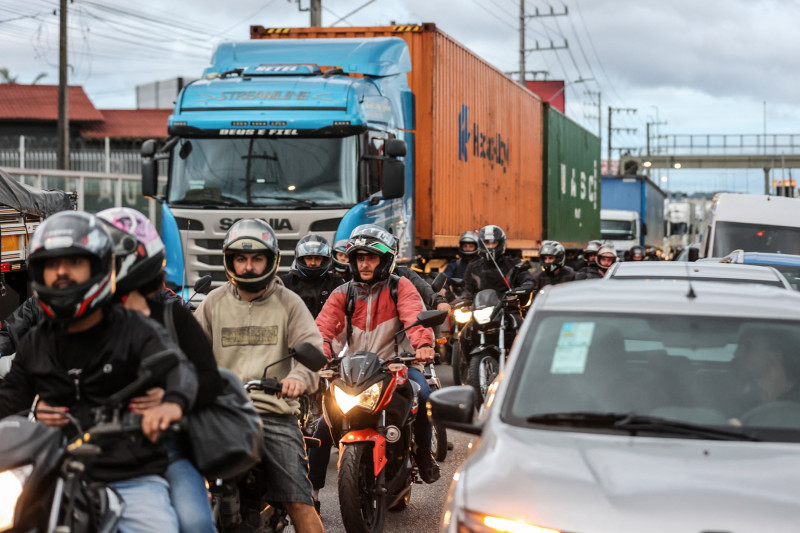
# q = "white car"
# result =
<box><xmin>432</xmin><ymin>279</ymin><xmax>800</xmax><ymax>533</ymax></box>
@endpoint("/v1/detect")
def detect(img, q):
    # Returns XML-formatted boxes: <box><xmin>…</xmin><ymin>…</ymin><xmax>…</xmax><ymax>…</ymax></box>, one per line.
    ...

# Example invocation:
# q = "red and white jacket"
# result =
<box><xmin>316</xmin><ymin>276</ymin><xmax>434</xmax><ymax>360</ymax></box>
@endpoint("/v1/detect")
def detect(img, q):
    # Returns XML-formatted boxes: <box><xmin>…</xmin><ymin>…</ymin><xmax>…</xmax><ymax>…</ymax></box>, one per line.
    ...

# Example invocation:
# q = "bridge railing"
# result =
<box><xmin>636</xmin><ymin>133</ymin><xmax>800</xmax><ymax>157</ymax></box>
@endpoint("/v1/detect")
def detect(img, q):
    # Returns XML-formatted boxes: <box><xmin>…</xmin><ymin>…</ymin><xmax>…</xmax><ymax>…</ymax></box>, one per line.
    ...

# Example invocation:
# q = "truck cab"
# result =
<box><xmin>141</xmin><ymin>38</ymin><xmax>412</xmax><ymax>292</ymax></box>
<box><xmin>600</xmin><ymin>208</ymin><xmax>640</xmax><ymax>256</ymax></box>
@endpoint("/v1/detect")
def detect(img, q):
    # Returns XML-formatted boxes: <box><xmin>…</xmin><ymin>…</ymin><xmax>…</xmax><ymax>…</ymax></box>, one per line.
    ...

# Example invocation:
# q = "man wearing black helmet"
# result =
<box><xmin>532</xmin><ymin>240</ymin><xmax>576</xmax><ymax>292</ymax></box>
<box><xmin>281</xmin><ymin>233</ymin><xmax>345</xmax><ymax>318</ymax></box>
<box><xmin>0</xmin><ymin>211</ymin><xmax>198</xmax><ymax>533</ymax></box>
<box><xmin>463</xmin><ymin>224</ymin><xmax>534</xmax><ymax>299</ymax></box>
<box><xmin>331</xmin><ymin>238</ymin><xmax>351</xmax><ymax>281</ymax></box>
<box><xmin>195</xmin><ymin>218</ymin><xmax>324</xmax><ymax>533</ymax></box>
<box><xmin>309</xmin><ymin>224</ymin><xmax>439</xmax><ymax>510</ymax></box>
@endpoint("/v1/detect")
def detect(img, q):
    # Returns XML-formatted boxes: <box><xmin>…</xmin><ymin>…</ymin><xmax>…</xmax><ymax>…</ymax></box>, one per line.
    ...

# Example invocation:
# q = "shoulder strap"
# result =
<box><xmin>388</xmin><ymin>274</ymin><xmax>400</xmax><ymax>308</ymax></box>
<box><xmin>344</xmin><ymin>282</ymin><xmax>357</xmax><ymax>344</ymax></box>
<box><xmin>162</xmin><ymin>299</ymin><xmax>179</xmax><ymax>344</ymax></box>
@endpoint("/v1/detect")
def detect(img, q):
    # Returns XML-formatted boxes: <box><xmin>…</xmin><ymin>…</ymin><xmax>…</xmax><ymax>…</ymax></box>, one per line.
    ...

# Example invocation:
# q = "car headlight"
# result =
<box><xmin>454</xmin><ymin>308</ymin><xmax>473</xmax><ymax>324</ymax></box>
<box><xmin>332</xmin><ymin>382</ymin><xmax>383</xmax><ymax>414</ymax></box>
<box><xmin>452</xmin><ymin>508</ymin><xmax>561</xmax><ymax>533</ymax></box>
<box><xmin>0</xmin><ymin>464</ymin><xmax>32</xmax><ymax>532</ymax></box>
<box><xmin>473</xmin><ymin>307</ymin><xmax>494</xmax><ymax>325</ymax></box>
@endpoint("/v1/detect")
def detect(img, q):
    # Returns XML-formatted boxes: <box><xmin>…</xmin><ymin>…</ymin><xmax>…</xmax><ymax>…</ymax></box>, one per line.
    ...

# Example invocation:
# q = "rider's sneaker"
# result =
<box><xmin>313</xmin><ymin>498</ymin><xmax>321</xmax><ymax>514</ymax></box>
<box><xmin>415</xmin><ymin>450</ymin><xmax>441</xmax><ymax>484</ymax></box>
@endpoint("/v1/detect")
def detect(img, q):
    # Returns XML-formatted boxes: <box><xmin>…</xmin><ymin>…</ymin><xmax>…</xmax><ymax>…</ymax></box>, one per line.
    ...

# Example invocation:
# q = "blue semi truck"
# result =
<box><xmin>600</xmin><ymin>174</ymin><xmax>666</xmax><ymax>254</ymax></box>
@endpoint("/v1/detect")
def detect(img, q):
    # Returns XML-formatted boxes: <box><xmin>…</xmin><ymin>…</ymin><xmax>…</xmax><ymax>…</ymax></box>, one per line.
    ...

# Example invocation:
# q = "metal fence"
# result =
<box><xmin>643</xmin><ymin>133</ymin><xmax>800</xmax><ymax>157</ymax></box>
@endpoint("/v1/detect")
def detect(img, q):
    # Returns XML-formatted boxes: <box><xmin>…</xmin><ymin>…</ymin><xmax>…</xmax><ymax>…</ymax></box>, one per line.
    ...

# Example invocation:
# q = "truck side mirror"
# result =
<box><xmin>384</xmin><ymin>139</ymin><xmax>406</xmax><ymax>158</ymax></box>
<box><xmin>141</xmin><ymin>139</ymin><xmax>159</xmax><ymax>198</ymax></box>
<box><xmin>687</xmin><ymin>247</ymin><xmax>699</xmax><ymax>262</ymax></box>
<box><xmin>641</xmin><ymin>222</ymin><xmax>648</xmax><ymax>237</ymax></box>
<box><xmin>381</xmin><ymin>159</ymin><xmax>405</xmax><ymax>200</ymax></box>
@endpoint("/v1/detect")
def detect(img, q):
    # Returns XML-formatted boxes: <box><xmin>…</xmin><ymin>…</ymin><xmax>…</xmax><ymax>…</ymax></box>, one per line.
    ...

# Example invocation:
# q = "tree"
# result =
<box><xmin>0</xmin><ymin>69</ymin><xmax>47</xmax><ymax>84</ymax></box>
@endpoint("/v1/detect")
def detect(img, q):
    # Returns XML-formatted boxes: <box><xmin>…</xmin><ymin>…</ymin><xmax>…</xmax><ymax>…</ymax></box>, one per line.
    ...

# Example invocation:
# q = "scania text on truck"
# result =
<box><xmin>141</xmin><ymin>24</ymin><xmax>601</xmax><ymax>292</ymax></box>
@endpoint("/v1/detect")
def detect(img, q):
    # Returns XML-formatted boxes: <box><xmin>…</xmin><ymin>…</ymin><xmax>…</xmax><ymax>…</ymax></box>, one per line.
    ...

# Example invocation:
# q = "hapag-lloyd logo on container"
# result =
<box><xmin>457</xmin><ymin>104</ymin><xmax>510</xmax><ymax>173</ymax></box>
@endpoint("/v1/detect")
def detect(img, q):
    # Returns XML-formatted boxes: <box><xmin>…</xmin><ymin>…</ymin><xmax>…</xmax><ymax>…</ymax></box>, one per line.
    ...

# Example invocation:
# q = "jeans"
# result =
<box><xmin>163</xmin><ymin>433</ymin><xmax>215</xmax><ymax>533</ymax></box>
<box><xmin>307</xmin><ymin>366</ymin><xmax>434</xmax><ymax>491</ymax></box>
<box><xmin>109</xmin><ymin>475</ymin><xmax>179</xmax><ymax>533</ymax></box>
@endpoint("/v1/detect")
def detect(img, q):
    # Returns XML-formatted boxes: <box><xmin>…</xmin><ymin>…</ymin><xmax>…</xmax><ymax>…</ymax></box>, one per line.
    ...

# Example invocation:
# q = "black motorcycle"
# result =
<box><xmin>0</xmin><ymin>350</ymin><xmax>178</xmax><ymax>533</ymax></box>
<box><xmin>320</xmin><ymin>310</ymin><xmax>447</xmax><ymax>533</ymax></box>
<box><xmin>210</xmin><ymin>343</ymin><xmax>328</xmax><ymax>533</ymax></box>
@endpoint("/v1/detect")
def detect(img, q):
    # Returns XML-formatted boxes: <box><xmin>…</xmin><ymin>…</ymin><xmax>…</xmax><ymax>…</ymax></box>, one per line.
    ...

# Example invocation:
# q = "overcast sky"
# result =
<box><xmin>2</xmin><ymin>0</ymin><xmax>799</xmax><ymax>193</ymax></box>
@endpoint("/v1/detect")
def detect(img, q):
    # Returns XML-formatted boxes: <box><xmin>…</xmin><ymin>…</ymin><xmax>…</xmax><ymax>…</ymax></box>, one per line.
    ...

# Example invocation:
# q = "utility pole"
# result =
<box><xmin>584</xmin><ymin>89</ymin><xmax>601</xmax><ymax>138</ymax></box>
<box><xmin>645</xmin><ymin>120</ymin><xmax>667</xmax><ymax>156</ymax></box>
<box><xmin>518</xmin><ymin>1</ymin><xmax>568</xmax><ymax>85</ymax></box>
<box><xmin>57</xmin><ymin>0</ymin><xmax>69</xmax><ymax>170</ymax></box>
<box><xmin>608</xmin><ymin>106</ymin><xmax>637</xmax><ymax>175</ymax></box>
<box><xmin>310</xmin><ymin>0</ymin><xmax>322</xmax><ymax>26</ymax></box>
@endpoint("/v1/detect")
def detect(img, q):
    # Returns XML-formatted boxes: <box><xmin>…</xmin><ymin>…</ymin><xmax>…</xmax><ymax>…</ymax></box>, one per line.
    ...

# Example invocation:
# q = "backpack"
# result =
<box><xmin>344</xmin><ymin>274</ymin><xmax>400</xmax><ymax>344</ymax></box>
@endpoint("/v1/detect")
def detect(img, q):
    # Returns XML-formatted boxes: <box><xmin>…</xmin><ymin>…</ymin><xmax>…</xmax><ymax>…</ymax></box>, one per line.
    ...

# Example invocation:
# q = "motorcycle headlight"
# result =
<box><xmin>332</xmin><ymin>382</ymin><xmax>383</xmax><ymax>414</ymax></box>
<box><xmin>451</xmin><ymin>508</ymin><xmax>561</xmax><ymax>533</ymax></box>
<box><xmin>473</xmin><ymin>307</ymin><xmax>494</xmax><ymax>325</ymax></box>
<box><xmin>454</xmin><ymin>308</ymin><xmax>473</xmax><ymax>324</ymax></box>
<box><xmin>0</xmin><ymin>464</ymin><xmax>32</xmax><ymax>532</ymax></box>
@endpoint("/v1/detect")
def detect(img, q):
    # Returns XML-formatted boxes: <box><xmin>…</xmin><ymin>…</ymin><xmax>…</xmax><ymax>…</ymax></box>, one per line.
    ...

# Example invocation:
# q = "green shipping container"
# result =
<box><xmin>543</xmin><ymin>104</ymin><xmax>601</xmax><ymax>249</ymax></box>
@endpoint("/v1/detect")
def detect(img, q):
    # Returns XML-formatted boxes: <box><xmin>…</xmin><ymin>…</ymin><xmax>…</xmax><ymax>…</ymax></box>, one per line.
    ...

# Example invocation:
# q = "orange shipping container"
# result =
<box><xmin>251</xmin><ymin>23</ymin><xmax>544</xmax><ymax>251</ymax></box>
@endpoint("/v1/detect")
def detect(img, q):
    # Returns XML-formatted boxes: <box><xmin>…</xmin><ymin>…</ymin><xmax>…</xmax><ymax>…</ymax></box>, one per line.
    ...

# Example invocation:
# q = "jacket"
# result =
<box><xmin>396</xmin><ymin>265</ymin><xmax>446</xmax><ymax>310</ymax></box>
<box><xmin>463</xmin><ymin>255</ymin><xmax>535</xmax><ymax>300</ymax></box>
<box><xmin>0</xmin><ymin>305</ymin><xmax>198</xmax><ymax>482</ymax></box>
<box><xmin>532</xmin><ymin>265</ymin><xmax>577</xmax><ymax>291</ymax></box>
<box><xmin>280</xmin><ymin>270</ymin><xmax>345</xmax><ymax>318</ymax></box>
<box><xmin>575</xmin><ymin>265</ymin><xmax>606</xmax><ymax>280</ymax></box>
<box><xmin>0</xmin><ymin>296</ymin><xmax>43</xmax><ymax>356</ymax></box>
<box><xmin>316</xmin><ymin>275</ymin><xmax>434</xmax><ymax>361</ymax></box>
<box><xmin>195</xmin><ymin>279</ymin><xmax>322</xmax><ymax>416</ymax></box>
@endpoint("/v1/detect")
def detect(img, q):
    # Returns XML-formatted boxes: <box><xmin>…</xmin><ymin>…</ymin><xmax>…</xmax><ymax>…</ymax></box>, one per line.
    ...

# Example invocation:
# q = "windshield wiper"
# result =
<box><xmin>171</xmin><ymin>198</ymin><xmax>238</xmax><ymax>207</ymax></box>
<box><xmin>526</xmin><ymin>412</ymin><xmax>760</xmax><ymax>441</ymax></box>
<box><xmin>250</xmin><ymin>196</ymin><xmax>318</xmax><ymax>207</ymax></box>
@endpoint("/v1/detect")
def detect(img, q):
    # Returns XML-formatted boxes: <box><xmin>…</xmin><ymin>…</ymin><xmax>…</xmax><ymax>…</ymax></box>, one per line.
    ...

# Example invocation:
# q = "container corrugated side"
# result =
<box><xmin>543</xmin><ymin>104</ymin><xmax>601</xmax><ymax>249</ymax></box>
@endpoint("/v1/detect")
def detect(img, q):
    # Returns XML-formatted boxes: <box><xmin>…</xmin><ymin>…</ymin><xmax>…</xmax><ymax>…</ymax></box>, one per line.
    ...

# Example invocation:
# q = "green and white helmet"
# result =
<box><xmin>346</xmin><ymin>224</ymin><xmax>397</xmax><ymax>283</ymax></box>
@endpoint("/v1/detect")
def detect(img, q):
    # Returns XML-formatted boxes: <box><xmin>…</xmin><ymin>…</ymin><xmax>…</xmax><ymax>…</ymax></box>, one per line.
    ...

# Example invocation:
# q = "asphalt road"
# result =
<box><xmin>289</xmin><ymin>364</ymin><xmax>475</xmax><ymax>533</ymax></box>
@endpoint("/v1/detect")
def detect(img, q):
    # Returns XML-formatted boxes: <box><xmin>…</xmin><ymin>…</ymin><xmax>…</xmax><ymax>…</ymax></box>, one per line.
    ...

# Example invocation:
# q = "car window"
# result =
<box><xmin>506</xmin><ymin>313</ymin><xmax>800</xmax><ymax>438</ymax></box>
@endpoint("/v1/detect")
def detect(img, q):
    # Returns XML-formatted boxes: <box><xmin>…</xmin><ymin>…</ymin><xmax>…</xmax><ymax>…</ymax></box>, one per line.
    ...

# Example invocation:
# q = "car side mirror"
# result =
<box><xmin>428</xmin><ymin>386</ymin><xmax>482</xmax><ymax>435</ymax></box>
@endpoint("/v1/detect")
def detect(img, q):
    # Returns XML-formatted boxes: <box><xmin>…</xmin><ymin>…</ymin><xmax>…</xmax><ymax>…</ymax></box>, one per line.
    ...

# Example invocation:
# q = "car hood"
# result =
<box><xmin>460</xmin><ymin>423</ymin><xmax>800</xmax><ymax>533</ymax></box>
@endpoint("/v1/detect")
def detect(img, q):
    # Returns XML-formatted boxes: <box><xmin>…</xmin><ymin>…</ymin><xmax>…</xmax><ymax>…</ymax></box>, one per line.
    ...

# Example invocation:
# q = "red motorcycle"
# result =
<box><xmin>320</xmin><ymin>310</ymin><xmax>447</xmax><ymax>533</ymax></box>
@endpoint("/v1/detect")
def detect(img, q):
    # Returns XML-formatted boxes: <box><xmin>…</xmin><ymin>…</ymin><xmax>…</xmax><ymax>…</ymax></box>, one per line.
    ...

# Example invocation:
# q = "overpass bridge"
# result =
<box><xmin>619</xmin><ymin>133</ymin><xmax>800</xmax><ymax>194</ymax></box>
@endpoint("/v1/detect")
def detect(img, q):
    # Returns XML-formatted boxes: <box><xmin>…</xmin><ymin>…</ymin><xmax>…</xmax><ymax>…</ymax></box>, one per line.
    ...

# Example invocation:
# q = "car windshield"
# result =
<box><xmin>167</xmin><ymin>136</ymin><xmax>358</xmax><ymax>208</ymax></box>
<box><xmin>712</xmin><ymin>221</ymin><xmax>800</xmax><ymax>257</ymax></box>
<box><xmin>505</xmin><ymin>313</ymin><xmax>800</xmax><ymax>440</ymax></box>
<box><xmin>601</xmin><ymin>219</ymin><xmax>635</xmax><ymax>241</ymax></box>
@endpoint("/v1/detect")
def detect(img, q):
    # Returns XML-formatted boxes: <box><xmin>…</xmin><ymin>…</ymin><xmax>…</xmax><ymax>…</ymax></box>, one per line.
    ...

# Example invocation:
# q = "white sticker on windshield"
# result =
<box><xmin>550</xmin><ymin>322</ymin><xmax>595</xmax><ymax>374</ymax></box>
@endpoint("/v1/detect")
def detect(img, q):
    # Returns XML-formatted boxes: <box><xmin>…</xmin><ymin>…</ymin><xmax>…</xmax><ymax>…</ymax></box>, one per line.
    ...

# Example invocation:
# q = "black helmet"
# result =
<box><xmin>97</xmin><ymin>207</ymin><xmax>166</xmax><ymax>295</ymax></box>
<box><xmin>346</xmin><ymin>224</ymin><xmax>397</xmax><ymax>283</ymax></box>
<box><xmin>28</xmin><ymin>211</ymin><xmax>115</xmax><ymax>324</ymax></box>
<box><xmin>459</xmin><ymin>230</ymin><xmax>480</xmax><ymax>257</ymax></box>
<box><xmin>478</xmin><ymin>225</ymin><xmax>506</xmax><ymax>261</ymax></box>
<box><xmin>332</xmin><ymin>238</ymin><xmax>349</xmax><ymax>276</ymax></box>
<box><xmin>294</xmin><ymin>233</ymin><xmax>332</xmax><ymax>278</ymax></box>
<box><xmin>539</xmin><ymin>240</ymin><xmax>566</xmax><ymax>274</ymax></box>
<box><xmin>222</xmin><ymin>219</ymin><xmax>280</xmax><ymax>292</ymax></box>
<box><xmin>629</xmin><ymin>245</ymin><xmax>645</xmax><ymax>261</ymax></box>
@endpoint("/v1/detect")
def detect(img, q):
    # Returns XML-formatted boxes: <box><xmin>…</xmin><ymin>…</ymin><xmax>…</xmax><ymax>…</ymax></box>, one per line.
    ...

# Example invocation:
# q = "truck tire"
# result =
<box><xmin>338</xmin><ymin>444</ymin><xmax>386</xmax><ymax>533</ymax></box>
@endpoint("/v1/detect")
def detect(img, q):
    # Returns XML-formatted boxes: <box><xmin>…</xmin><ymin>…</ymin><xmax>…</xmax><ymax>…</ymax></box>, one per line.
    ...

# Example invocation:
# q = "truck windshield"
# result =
<box><xmin>601</xmin><ymin>220</ymin><xmax>635</xmax><ymax>241</ymax></box>
<box><xmin>168</xmin><ymin>136</ymin><xmax>358</xmax><ymax>207</ymax></box>
<box><xmin>712</xmin><ymin>221</ymin><xmax>800</xmax><ymax>257</ymax></box>
<box><xmin>670</xmin><ymin>222</ymin><xmax>688</xmax><ymax>235</ymax></box>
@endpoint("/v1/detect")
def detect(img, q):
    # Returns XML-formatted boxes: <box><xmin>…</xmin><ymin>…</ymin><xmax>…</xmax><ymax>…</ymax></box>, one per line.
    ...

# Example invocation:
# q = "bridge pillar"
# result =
<box><xmin>764</xmin><ymin>167</ymin><xmax>771</xmax><ymax>195</ymax></box>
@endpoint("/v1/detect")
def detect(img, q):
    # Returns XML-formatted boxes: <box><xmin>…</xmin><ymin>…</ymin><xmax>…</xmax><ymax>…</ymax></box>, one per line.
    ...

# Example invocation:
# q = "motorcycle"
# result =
<box><xmin>0</xmin><ymin>350</ymin><xmax>179</xmax><ymax>533</ymax></box>
<box><xmin>460</xmin><ymin>286</ymin><xmax>530</xmax><ymax>406</ymax></box>
<box><xmin>448</xmin><ymin>282</ymin><xmax>472</xmax><ymax>387</ymax></box>
<box><xmin>210</xmin><ymin>343</ymin><xmax>328</xmax><ymax>533</ymax></box>
<box><xmin>320</xmin><ymin>309</ymin><xmax>448</xmax><ymax>533</ymax></box>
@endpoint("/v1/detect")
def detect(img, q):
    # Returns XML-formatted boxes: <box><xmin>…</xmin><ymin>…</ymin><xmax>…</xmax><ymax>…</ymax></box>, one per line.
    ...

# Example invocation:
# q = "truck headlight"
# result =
<box><xmin>332</xmin><ymin>383</ymin><xmax>383</xmax><ymax>414</ymax></box>
<box><xmin>453</xmin><ymin>308</ymin><xmax>473</xmax><ymax>324</ymax></box>
<box><xmin>454</xmin><ymin>508</ymin><xmax>561</xmax><ymax>533</ymax></box>
<box><xmin>473</xmin><ymin>307</ymin><xmax>494</xmax><ymax>325</ymax></box>
<box><xmin>0</xmin><ymin>464</ymin><xmax>32</xmax><ymax>532</ymax></box>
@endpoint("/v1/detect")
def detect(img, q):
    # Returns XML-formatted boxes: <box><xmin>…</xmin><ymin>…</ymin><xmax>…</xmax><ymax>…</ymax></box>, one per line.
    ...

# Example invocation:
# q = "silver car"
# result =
<box><xmin>431</xmin><ymin>279</ymin><xmax>800</xmax><ymax>533</ymax></box>
<box><xmin>604</xmin><ymin>260</ymin><xmax>793</xmax><ymax>289</ymax></box>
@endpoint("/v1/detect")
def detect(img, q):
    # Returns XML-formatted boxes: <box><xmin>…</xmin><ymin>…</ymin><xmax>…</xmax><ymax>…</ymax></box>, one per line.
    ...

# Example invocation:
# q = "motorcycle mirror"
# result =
<box><xmin>414</xmin><ymin>309</ymin><xmax>449</xmax><ymax>328</ymax></box>
<box><xmin>193</xmin><ymin>275</ymin><xmax>213</xmax><ymax>295</ymax></box>
<box><xmin>515</xmin><ymin>260</ymin><xmax>531</xmax><ymax>271</ymax></box>
<box><xmin>107</xmin><ymin>350</ymin><xmax>179</xmax><ymax>405</ymax></box>
<box><xmin>430</xmin><ymin>272</ymin><xmax>447</xmax><ymax>293</ymax></box>
<box><xmin>292</xmin><ymin>343</ymin><xmax>328</xmax><ymax>372</ymax></box>
<box><xmin>449</xmin><ymin>277</ymin><xmax>464</xmax><ymax>288</ymax></box>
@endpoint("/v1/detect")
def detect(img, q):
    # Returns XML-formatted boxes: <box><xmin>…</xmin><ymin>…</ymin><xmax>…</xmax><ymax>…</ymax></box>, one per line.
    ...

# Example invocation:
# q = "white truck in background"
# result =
<box><xmin>666</xmin><ymin>200</ymin><xmax>703</xmax><ymax>254</ymax></box>
<box><xmin>600</xmin><ymin>209</ymin><xmax>640</xmax><ymax>256</ymax></box>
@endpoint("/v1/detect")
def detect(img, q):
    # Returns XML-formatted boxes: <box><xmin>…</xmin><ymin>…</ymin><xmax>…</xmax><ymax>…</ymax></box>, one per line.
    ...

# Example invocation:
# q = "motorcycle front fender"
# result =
<box><xmin>469</xmin><ymin>344</ymin><xmax>502</xmax><ymax>359</ymax></box>
<box><xmin>338</xmin><ymin>429</ymin><xmax>387</xmax><ymax>477</ymax></box>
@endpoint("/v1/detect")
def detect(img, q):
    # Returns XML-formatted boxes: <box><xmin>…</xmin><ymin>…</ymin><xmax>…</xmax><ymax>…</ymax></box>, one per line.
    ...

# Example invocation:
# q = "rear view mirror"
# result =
<box><xmin>381</xmin><ymin>159</ymin><xmax>405</xmax><ymax>200</ymax></box>
<box><xmin>384</xmin><ymin>138</ymin><xmax>407</xmax><ymax>157</ymax></box>
<box><xmin>415</xmin><ymin>309</ymin><xmax>448</xmax><ymax>328</ymax></box>
<box><xmin>430</xmin><ymin>272</ymin><xmax>447</xmax><ymax>293</ymax></box>
<box><xmin>293</xmin><ymin>343</ymin><xmax>328</xmax><ymax>372</ymax></box>
<box><xmin>688</xmin><ymin>247</ymin><xmax>699</xmax><ymax>262</ymax></box>
<box><xmin>428</xmin><ymin>386</ymin><xmax>482</xmax><ymax>435</ymax></box>
<box><xmin>193</xmin><ymin>275</ymin><xmax>213</xmax><ymax>296</ymax></box>
<box><xmin>449</xmin><ymin>278</ymin><xmax>464</xmax><ymax>288</ymax></box>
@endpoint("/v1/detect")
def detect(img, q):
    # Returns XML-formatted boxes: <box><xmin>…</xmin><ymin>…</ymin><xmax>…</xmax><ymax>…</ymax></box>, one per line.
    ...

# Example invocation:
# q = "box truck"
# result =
<box><xmin>601</xmin><ymin>174</ymin><xmax>666</xmax><ymax>253</ymax></box>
